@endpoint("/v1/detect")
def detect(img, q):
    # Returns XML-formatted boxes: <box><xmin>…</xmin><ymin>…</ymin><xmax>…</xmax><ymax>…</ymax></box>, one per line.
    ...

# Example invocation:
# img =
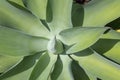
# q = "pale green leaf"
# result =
<box><xmin>83</xmin><ymin>0</ymin><xmax>120</xmax><ymax>26</ymax></box>
<box><xmin>101</xmin><ymin>30</ymin><xmax>120</xmax><ymax>39</ymax></box>
<box><xmin>92</xmin><ymin>30</ymin><xmax>120</xmax><ymax>64</ymax></box>
<box><xmin>51</xmin><ymin>55</ymin><xmax>73</xmax><ymax>80</ymax></box>
<box><xmin>92</xmin><ymin>39</ymin><xmax>120</xmax><ymax>64</ymax></box>
<box><xmin>0</xmin><ymin>26</ymin><xmax>48</xmax><ymax>56</ymax></box>
<box><xmin>0</xmin><ymin>55</ymin><xmax>22</xmax><ymax>73</ymax></box>
<box><xmin>0</xmin><ymin>0</ymin><xmax>50</xmax><ymax>37</ymax></box>
<box><xmin>8</xmin><ymin>0</ymin><xmax>25</xmax><ymax>7</ymax></box>
<box><xmin>22</xmin><ymin>0</ymin><xmax>48</xmax><ymax>20</ymax></box>
<box><xmin>0</xmin><ymin>52</ymin><xmax>42</xmax><ymax>80</ymax></box>
<box><xmin>50</xmin><ymin>56</ymin><xmax>63</xmax><ymax>80</ymax></box>
<box><xmin>71</xmin><ymin>48</ymin><xmax>120</xmax><ymax>80</ymax></box>
<box><xmin>48</xmin><ymin>0</ymin><xmax>73</xmax><ymax>34</ymax></box>
<box><xmin>29</xmin><ymin>52</ymin><xmax>57</xmax><ymax>80</ymax></box>
<box><xmin>58</xmin><ymin>27</ymin><xmax>108</xmax><ymax>54</ymax></box>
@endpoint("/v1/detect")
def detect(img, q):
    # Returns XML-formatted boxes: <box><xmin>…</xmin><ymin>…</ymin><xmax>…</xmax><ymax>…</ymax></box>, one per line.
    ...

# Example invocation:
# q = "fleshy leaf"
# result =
<box><xmin>83</xmin><ymin>0</ymin><xmax>120</xmax><ymax>26</ymax></box>
<box><xmin>101</xmin><ymin>30</ymin><xmax>120</xmax><ymax>39</ymax></box>
<box><xmin>51</xmin><ymin>55</ymin><xmax>73</xmax><ymax>80</ymax></box>
<box><xmin>58</xmin><ymin>27</ymin><xmax>108</xmax><ymax>54</ymax></box>
<box><xmin>48</xmin><ymin>0</ymin><xmax>73</xmax><ymax>33</ymax></box>
<box><xmin>92</xmin><ymin>39</ymin><xmax>120</xmax><ymax>64</ymax></box>
<box><xmin>29</xmin><ymin>52</ymin><xmax>57</xmax><ymax>80</ymax></box>
<box><xmin>71</xmin><ymin>60</ymin><xmax>90</xmax><ymax>80</ymax></box>
<box><xmin>0</xmin><ymin>52</ymin><xmax>42</xmax><ymax>80</ymax></box>
<box><xmin>72</xmin><ymin>3</ymin><xmax>84</xmax><ymax>27</ymax></box>
<box><xmin>0</xmin><ymin>55</ymin><xmax>22</xmax><ymax>73</ymax></box>
<box><xmin>8</xmin><ymin>0</ymin><xmax>25</xmax><ymax>7</ymax></box>
<box><xmin>50</xmin><ymin>56</ymin><xmax>63</xmax><ymax>80</ymax></box>
<box><xmin>22</xmin><ymin>0</ymin><xmax>48</xmax><ymax>20</ymax></box>
<box><xmin>92</xmin><ymin>30</ymin><xmax>120</xmax><ymax>64</ymax></box>
<box><xmin>0</xmin><ymin>26</ymin><xmax>48</xmax><ymax>56</ymax></box>
<box><xmin>106</xmin><ymin>17</ymin><xmax>120</xmax><ymax>30</ymax></box>
<box><xmin>0</xmin><ymin>0</ymin><xmax>50</xmax><ymax>37</ymax></box>
<box><xmin>71</xmin><ymin>48</ymin><xmax>120</xmax><ymax>80</ymax></box>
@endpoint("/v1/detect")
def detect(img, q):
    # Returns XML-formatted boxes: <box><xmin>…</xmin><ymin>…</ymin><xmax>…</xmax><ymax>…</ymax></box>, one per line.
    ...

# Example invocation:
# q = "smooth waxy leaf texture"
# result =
<box><xmin>29</xmin><ymin>52</ymin><xmax>57</xmax><ymax>80</ymax></box>
<box><xmin>0</xmin><ymin>56</ymin><xmax>22</xmax><ymax>73</ymax></box>
<box><xmin>71</xmin><ymin>48</ymin><xmax>120</xmax><ymax>80</ymax></box>
<box><xmin>48</xmin><ymin>0</ymin><xmax>73</xmax><ymax>34</ymax></box>
<box><xmin>0</xmin><ymin>52</ymin><xmax>42</xmax><ymax>80</ymax></box>
<box><xmin>92</xmin><ymin>30</ymin><xmax>120</xmax><ymax>63</ymax></box>
<box><xmin>22</xmin><ymin>0</ymin><xmax>48</xmax><ymax>20</ymax></box>
<box><xmin>0</xmin><ymin>0</ymin><xmax>50</xmax><ymax>37</ymax></box>
<box><xmin>51</xmin><ymin>55</ymin><xmax>73</xmax><ymax>80</ymax></box>
<box><xmin>0</xmin><ymin>26</ymin><xmax>48</xmax><ymax>56</ymax></box>
<box><xmin>83</xmin><ymin>0</ymin><xmax>120</xmax><ymax>26</ymax></box>
<box><xmin>58</xmin><ymin>27</ymin><xmax>108</xmax><ymax>54</ymax></box>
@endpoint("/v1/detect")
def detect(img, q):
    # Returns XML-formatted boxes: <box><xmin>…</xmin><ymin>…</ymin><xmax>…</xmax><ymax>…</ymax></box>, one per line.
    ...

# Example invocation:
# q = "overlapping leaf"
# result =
<box><xmin>0</xmin><ymin>0</ymin><xmax>50</xmax><ymax>37</ymax></box>
<box><xmin>58</xmin><ymin>27</ymin><xmax>108</xmax><ymax>54</ymax></box>
<box><xmin>29</xmin><ymin>52</ymin><xmax>57</xmax><ymax>80</ymax></box>
<box><xmin>92</xmin><ymin>30</ymin><xmax>120</xmax><ymax>63</ymax></box>
<box><xmin>22</xmin><ymin>0</ymin><xmax>48</xmax><ymax>20</ymax></box>
<box><xmin>0</xmin><ymin>26</ymin><xmax>48</xmax><ymax>56</ymax></box>
<box><xmin>83</xmin><ymin>0</ymin><xmax>120</xmax><ymax>26</ymax></box>
<box><xmin>0</xmin><ymin>52</ymin><xmax>42</xmax><ymax>80</ymax></box>
<box><xmin>71</xmin><ymin>48</ymin><xmax>120</xmax><ymax>80</ymax></box>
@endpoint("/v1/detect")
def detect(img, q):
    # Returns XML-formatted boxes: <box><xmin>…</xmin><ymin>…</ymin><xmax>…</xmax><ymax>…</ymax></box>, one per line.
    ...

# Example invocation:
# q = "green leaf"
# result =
<box><xmin>0</xmin><ymin>26</ymin><xmax>48</xmax><ymax>56</ymax></box>
<box><xmin>71</xmin><ymin>48</ymin><xmax>120</xmax><ymax>80</ymax></box>
<box><xmin>101</xmin><ymin>30</ymin><xmax>120</xmax><ymax>39</ymax></box>
<box><xmin>106</xmin><ymin>17</ymin><xmax>120</xmax><ymax>30</ymax></box>
<box><xmin>72</xmin><ymin>3</ymin><xmax>84</xmax><ymax>27</ymax></box>
<box><xmin>0</xmin><ymin>52</ymin><xmax>42</xmax><ymax>80</ymax></box>
<box><xmin>48</xmin><ymin>0</ymin><xmax>73</xmax><ymax>33</ymax></box>
<box><xmin>0</xmin><ymin>55</ymin><xmax>22</xmax><ymax>73</ymax></box>
<box><xmin>29</xmin><ymin>52</ymin><xmax>57</xmax><ymax>80</ymax></box>
<box><xmin>0</xmin><ymin>0</ymin><xmax>50</xmax><ymax>37</ymax></box>
<box><xmin>71</xmin><ymin>60</ymin><xmax>90</xmax><ymax>80</ymax></box>
<box><xmin>83</xmin><ymin>0</ymin><xmax>120</xmax><ymax>26</ymax></box>
<box><xmin>50</xmin><ymin>56</ymin><xmax>63</xmax><ymax>80</ymax></box>
<box><xmin>92</xmin><ymin>39</ymin><xmax>120</xmax><ymax>64</ymax></box>
<box><xmin>50</xmin><ymin>55</ymin><xmax>73</xmax><ymax>80</ymax></box>
<box><xmin>8</xmin><ymin>0</ymin><xmax>25</xmax><ymax>7</ymax></box>
<box><xmin>58</xmin><ymin>27</ymin><xmax>108</xmax><ymax>54</ymax></box>
<box><xmin>92</xmin><ymin>30</ymin><xmax>120</xmax><ymax>64</ymax></box>
<box><xmin>22</xmin><ymin>0</ymin><xmax>48</xmax><ymax>20</ymax></box>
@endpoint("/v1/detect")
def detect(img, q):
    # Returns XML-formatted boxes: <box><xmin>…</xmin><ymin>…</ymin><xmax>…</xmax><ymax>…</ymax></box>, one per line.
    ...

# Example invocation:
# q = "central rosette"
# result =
<box><xmin>47</xmin><ymin>36</ymin><xmax>64</xmax><ymax>54</ymax></box>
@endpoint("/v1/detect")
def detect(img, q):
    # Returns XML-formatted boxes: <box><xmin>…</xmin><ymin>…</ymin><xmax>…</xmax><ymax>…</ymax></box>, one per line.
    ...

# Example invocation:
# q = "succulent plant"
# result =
<box><xmin>0</xmin><ymin>0</ymin><xmax>120</xmax><ymax>80</ymax></box>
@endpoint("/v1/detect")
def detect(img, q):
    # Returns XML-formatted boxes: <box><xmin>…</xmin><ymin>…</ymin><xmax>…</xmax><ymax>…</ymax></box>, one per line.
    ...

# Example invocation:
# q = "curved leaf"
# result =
<box><xmin>0</xmin><ymin>55</ymin><xmax>22</xmax><ymax>73</ymax></box>
<box><xmin>48</xmin><ymin>0</ymin><xmax>73</xmax><ymax>33</ymax></box>
<box><xmin>29</xmin><ymin>52</ymin><xmax>57</xmax><ymax>80</ymax></box>
<box><xmin>9</xmin><ymin>0</ymin><xmax>25</xmax><ymax>7</ymax></box>
<box><xmin>51</xmin><ymin>55</ymin><xmax>73</xmax><ymax>80</ymax></box>
<box><xmin>58</xmin><ymin>27</ymin><xmax>108</xmax><ymax>54</ymax></box>
<box><xmin>71</xmin><ymin>48</ymin><xmax>120</xmax><ymax>80</ymax></box>
<box><xmin>71</xmin><ymin>60</ymin><xmax>90</xmax><ymax>80</ymax></box>
<box><xmin>106</xmin><ymin>17</ymin><xmax>120</xmax><ymax>30</ymax></box>
<box><xmin>0</xmin><ymin>52</ymin><xmax>42</xmax><ymax>80</ymax></box>
<box><xmin>0</xmin><ymin>26</ymin><xmax>48</xmax><ymax>56</ymax></box>
<box><xmin>92</xmin><ymin>39</ymin><xmax>120</xmax><ymax>64</ymax></box>
<box><xmin>72</xmin><ymin>3</ymin><xmax>84</xmax><ymax>27</ymax></box>
<box><xmin>0</xmin><ymin>0</ymin><xmax>50</xmax><ymax>37</ymax></box>
<box><xmin>83</xmin><ymin>0</ymin><xmax>120</xmax><ymax>26</ymax></box>
<box><xmin>101</xmin><ymin>30</ymin><xmax>120</xmax><ymax>39</ymax></box>
<box><xmin>50</xmin><ymin>56</ymin><xmax>63</xmax><ymax>80</ymax></box>
<box><xmin>22</xmin><ymin>0</ymin><xmax>48</xmax><ymax>20</ymax></box>
<box><xmin>92</xmin><ymin>30</ymin><xmax>120</xmax><ymax>64</ymax></box>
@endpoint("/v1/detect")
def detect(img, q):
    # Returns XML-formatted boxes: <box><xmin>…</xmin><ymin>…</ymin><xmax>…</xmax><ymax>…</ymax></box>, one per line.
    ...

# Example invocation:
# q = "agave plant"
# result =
<box><xmin>0</xmin><ymin>0</ymin><xmax>120</xmax><ymax>80</ymax></box>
